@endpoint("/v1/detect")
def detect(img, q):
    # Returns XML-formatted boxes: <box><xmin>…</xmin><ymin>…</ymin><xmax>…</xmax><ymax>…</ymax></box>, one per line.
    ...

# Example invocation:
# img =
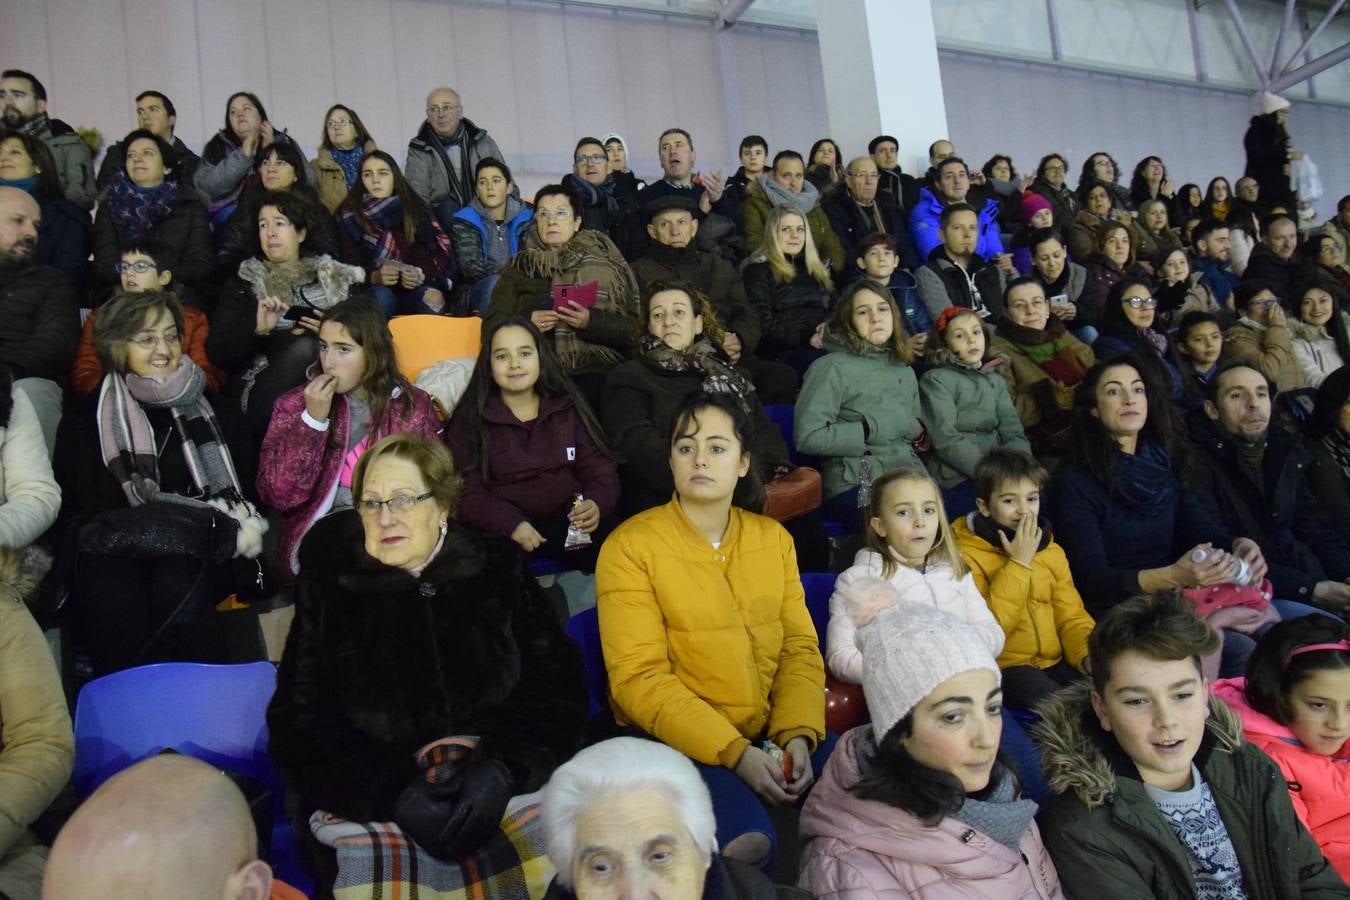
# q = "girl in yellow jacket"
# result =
<box><xmin>952</xmin><ymin>448</ymin><xmax>1094</xmax><ymax>710</ymax></box>
<box><xmin>596</xmin><ymin>391</ymin><xmax>827</xmax><ymax>868</ymax></box>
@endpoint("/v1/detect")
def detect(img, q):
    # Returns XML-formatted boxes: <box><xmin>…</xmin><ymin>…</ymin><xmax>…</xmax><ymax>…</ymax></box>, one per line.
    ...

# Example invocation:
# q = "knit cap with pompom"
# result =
<box><xmin>846</xmin><ymin>576</ymin><xmax>1001</xmax><ymax>742</ymax></box>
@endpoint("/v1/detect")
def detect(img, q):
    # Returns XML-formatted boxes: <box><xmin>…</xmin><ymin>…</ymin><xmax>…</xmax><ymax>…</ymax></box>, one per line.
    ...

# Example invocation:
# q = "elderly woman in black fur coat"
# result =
<box><xmin>267</xmin><ymin>432</ymin><xmax>587</xmax><ymax>895</ymax></box>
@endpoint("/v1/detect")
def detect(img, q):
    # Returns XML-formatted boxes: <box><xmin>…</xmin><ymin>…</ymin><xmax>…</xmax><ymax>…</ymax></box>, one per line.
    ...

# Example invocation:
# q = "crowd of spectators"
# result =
<box><xmin>3</xmin><ymin>65</ymin><xmax>1350</xmax><ymax>898</ymax></box>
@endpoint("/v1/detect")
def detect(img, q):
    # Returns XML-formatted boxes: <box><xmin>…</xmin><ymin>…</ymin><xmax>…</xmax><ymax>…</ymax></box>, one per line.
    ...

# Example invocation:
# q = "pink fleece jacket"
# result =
<box><xmin>257</xmin><ymin>385</ymin><xmax>441</xmax><ymax>578</ymax></box>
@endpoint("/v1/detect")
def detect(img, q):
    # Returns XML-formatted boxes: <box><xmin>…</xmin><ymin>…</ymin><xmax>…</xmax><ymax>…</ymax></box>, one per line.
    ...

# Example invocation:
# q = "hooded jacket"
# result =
<box><xmin>798</xmin><ymin>727</ymin><xmax>1062</xmax><ymax>900</ymax></box>
<box><xmin>444</xmin><ymin>393</ymin><xmax>619</xmax><ymax>538</ymax></box>
<box><xmin>595</xmin><ymin>497</ymin><xmax>826</xmax><ymax>768</ymax></box>
<box><xmin>257</xmin><ymin>384</ymin><xmax>442</xmax><ymax>578</ymax></box>
<box><xmin>953</xmin><ymin>514</ymin><xmax>1093</xmax><ymax>673</ymax></box>
<box><xmin>1033</xmin><ymin>682</ymin><xmax>1346</xmax><ymax>899</ymax></box>
<box><xmin>794</xmin><ymin>331</ymin><xmax>924</xmax><ymax>500</ymax></box>
<box><xmin>909</xmin><ymin>187</ymin><xmax>1005</xmax><ymax>262</ymax></box>
<box><xmin>28</xmin><ymin>115</ymin><xmax>95</xmax><ymax>210</ymax></box>
<box><xmin>1211</xmin><ymin>678</ymin><xmax>1350</xmax><ymax>884</ymax></box>
<box><xmin>404</xmin><ymin>118</ymin><xmax>504</xmax><ymax>211</ymax></box>
<box><xmin>919</xmin><ymin>346</ymin><xmax>1029</xmax><ymax>487</ymax></box>
<box><xmin>449</xmin><ymin>197</ymin><xmax>534</xmax><ymax>284</ymax></box>
<box><xmin>914</xmin><ymin>246</ymin><xmax>1007</xmax><ymax>323</ymax></box>
<box><xmin>740</xmin><ymin>177</ymin><xmax>847</xmax><ymax>276</ymax></box>
<box><xmin>826</xmin><ymin>547</ymin><xmax>1004</xmax><ymax>684</ymax></box>
<box><xmin>1186</xmin><ymin>411</ymin><xmax>1350</xmax><ymax>604</ymax></box>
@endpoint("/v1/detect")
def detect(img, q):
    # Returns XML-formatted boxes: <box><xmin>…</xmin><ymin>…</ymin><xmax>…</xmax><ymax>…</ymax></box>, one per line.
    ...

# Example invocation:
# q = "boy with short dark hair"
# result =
<box><xmin>1034</xmin><ymin>591</ymin><xmax>1347</xmax><ymax>898</ymax></box>
<box><xmin>953</xmin><ymin>447</ymin><xmax>1093</xmax><ymax>710</ymax></box>
<box><xmin>856</xmin><ymin>232</ymin><xmax>930</xmax><ymax>354</ymax></box>
<box><xmin>70</xmin><ymin>239</ymin><xmax>224</xmax><ymax>395</ymax></box>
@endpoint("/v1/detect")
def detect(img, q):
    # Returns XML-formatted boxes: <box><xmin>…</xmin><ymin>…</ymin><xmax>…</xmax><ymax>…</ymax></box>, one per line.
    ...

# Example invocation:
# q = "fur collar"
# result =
<box><xmin>335</xmin><ymin>523</ymin><xmax>490</xmax><ymax>596</ymax></box>
<box><xmin>1032</xmin><ymin>681</ymin><xmax>1243</xmax><ymax>809</ymax></box>
<box><xmin>0</xmin><ymin>544</ymin><xmax>53</xmax><ymax>606</ymax></box>
<box><xmin>237</xmin><ymin>254</ymin><xmax>365</xmax><ymax>309</ymax></box>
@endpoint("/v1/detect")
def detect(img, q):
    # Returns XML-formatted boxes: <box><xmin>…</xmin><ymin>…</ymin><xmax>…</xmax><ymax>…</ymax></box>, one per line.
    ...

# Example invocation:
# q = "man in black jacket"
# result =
<box><xmin>1242</xmin><ymin>212</ymin><xmax>1306</xmax><ymax>298</ymax></box>
<box><xmin>1188</xmin><ymin>361</ymin><xmax>1350</xmax><ymax>613</ymax></box>
<box><xmin>96</xmin><ymin>90</ymin><xmax>201</xmax><ymax>190</ymax></box>
<box><xmin>823</xmin><ymin>156</ymin><xmax>919</xmax><ymax>272</ymax></box>
<box><xmin>0</xmin><ymin>186</ymin><xmax>80</xmax><ymax>452</ymax></box>
<box><xmin>867</xmin><ymin>134</ymin><xmax>918</xmax><ymax>215</ymax></box>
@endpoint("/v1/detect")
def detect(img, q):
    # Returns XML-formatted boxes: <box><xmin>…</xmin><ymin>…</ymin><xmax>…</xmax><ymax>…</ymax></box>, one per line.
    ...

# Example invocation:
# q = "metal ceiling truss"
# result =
<box><xmin>1219</xmin><ymin>0</ymin><xmax>1350</xmax><ymax>95</ymax></box>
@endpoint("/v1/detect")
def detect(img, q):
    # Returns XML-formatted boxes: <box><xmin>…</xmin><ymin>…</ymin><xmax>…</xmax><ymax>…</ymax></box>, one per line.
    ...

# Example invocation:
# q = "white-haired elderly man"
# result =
<box><xmin>540</xmin><ymin>738</ymin><xmax>786</xmax><ymax>899</ymax></box>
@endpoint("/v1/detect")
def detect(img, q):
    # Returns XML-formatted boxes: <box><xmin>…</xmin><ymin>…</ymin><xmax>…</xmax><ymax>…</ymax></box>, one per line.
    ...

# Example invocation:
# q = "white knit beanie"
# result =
<box><xmin>1260</xmin><ymin>91</ymin><xmax>1291</xmax><ymax>115</ymax></box>
<box><xmin>846</xmin><ymin>577</ymin><xmax>1001</xmax><ymax>742</ymax></box>
<box><xmin>600</xmin><ymin>132</ymin><xmax>629</xmax><ymax>156</ymax></box>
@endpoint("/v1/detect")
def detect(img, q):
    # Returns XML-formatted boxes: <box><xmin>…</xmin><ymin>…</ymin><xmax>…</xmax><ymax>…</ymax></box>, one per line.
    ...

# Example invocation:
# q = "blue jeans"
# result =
<box><xmin>1219</xmin><ymin>598</ymin><xmax>1341</xmax><ymax>678</ymax></box>
<box><xmin>693</xmin><ymin>732</ymin><xmax>838</xmax><ymax>861</ymax></box>
<box><xmin>469</xmin><ymin>273</ymin><xmax>501</xmax><ymax>316</ymax></box>
<box><xmin>366</xmin><ymin>284</ymin><xmax>444</xmax><ymax>318</ymax></box>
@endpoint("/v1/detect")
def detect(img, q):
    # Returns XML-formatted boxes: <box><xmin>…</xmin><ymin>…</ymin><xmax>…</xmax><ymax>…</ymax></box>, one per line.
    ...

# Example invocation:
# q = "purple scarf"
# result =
<box><xmin>108</xmin><ymin>172</ymin><xmax>180</xmax><ymax>240</ymax></box>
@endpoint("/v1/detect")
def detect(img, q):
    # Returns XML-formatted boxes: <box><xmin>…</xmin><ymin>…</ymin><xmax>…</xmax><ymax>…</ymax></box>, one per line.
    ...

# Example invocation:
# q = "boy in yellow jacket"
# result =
<box><xmin>953</xmin><ymin>448</ymin><xmax>1095</xmax><ymax>709</ymax></box>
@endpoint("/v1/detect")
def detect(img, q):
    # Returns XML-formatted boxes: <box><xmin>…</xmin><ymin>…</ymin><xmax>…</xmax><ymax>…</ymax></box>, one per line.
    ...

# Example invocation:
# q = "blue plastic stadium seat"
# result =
<box><xmin>72</xmin><ymin>662</ymin><xmax>310</xmax><ymax>894</ymax></box>
<box><xmin>565</xmin><ymin>607</ymin><xmax>606</xmax><ymax>718</ymax></box>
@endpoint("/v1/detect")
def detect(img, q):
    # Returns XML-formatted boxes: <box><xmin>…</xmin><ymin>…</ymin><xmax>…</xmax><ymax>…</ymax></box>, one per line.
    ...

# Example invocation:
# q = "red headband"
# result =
<box><xmin>1291</xmin><ymin>640</ymin><xmax>1350</xmax><ymax>658</ymax></box>
<box><xmin>934</xmin><ymin>306</ymin><xmax>977</xmax><ymax>335</ymax></box>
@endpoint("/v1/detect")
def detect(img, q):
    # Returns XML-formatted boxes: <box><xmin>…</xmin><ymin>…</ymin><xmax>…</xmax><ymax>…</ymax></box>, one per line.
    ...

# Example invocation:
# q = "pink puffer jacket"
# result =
<box><xmin>798</xmin><ymin>727</ymin><xmax>1062</xmax><ymax>899</ymax></box>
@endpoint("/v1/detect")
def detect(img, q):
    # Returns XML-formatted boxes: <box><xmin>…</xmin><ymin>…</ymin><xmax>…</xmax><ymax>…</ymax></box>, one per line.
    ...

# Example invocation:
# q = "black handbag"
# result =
<box><xmin>78</xmin><ymin>501</ymin><xmax>239</xmax><ymax>564</ymax></box>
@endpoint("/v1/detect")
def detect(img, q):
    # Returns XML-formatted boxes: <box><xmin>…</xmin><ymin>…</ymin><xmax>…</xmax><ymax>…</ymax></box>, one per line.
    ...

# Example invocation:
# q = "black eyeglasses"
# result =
<box><xmin>1125</xmin><ymin>296</ymin><xmax>1158</xmax><ymax>310</ymax></box>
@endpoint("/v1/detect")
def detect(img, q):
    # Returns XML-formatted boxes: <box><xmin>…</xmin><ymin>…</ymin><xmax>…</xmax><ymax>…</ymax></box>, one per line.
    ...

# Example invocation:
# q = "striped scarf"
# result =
<box><xmin>107</xmin><ymin>172</ymin><xmax>180</xmax><ymax>240</ymax></box>
<box><xmin>96</xmin><ymin>358</ymin><xmax>243</xmax><ymax>510</ymax></box>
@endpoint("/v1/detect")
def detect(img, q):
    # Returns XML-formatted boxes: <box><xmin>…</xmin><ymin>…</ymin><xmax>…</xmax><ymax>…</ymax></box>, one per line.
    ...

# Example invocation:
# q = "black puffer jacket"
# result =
<box><xmin>267</xmin><ymin>524</ymin><xmax>588</xmax><ymax>823</ymax></box>
<box><xmin>0</xmin><ymin>262</ymin><xmax>80</xmax><ymax>381</ymax></box>
<box><xmin>742</xmin><ymin>254</ymin><xmax>834</xmax><ymax>356</ymax></box>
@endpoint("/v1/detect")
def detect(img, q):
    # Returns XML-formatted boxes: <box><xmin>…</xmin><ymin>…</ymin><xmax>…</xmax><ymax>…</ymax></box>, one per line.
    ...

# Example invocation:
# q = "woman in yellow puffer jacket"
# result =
<box><xmin>951</xmin><ymin>448</ymin><xmax>1094</xmax><ymax>711</ymax></box>
<box><xmin>596</xmin><ymin>391</ymin><xmax>826</xmax><ymax>869</ymax></box>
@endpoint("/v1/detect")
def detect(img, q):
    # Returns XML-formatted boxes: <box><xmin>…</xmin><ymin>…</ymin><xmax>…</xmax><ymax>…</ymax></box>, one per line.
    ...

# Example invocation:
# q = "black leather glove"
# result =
<box><xmin>393</xmin><ymin>758</ymin><xmax>515</xmax><ymax>861</ymax></box>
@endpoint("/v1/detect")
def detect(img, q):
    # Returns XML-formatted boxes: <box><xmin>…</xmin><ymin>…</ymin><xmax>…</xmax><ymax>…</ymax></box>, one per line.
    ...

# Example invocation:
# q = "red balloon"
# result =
<box><xmin>824</xmin><ymin>676</ymin><xmax>867</xmax><ymax>734</ymax></box>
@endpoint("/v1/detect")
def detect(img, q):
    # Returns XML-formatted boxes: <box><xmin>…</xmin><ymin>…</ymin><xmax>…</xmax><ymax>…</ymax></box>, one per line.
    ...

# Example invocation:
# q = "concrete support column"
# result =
<box><xmin>815</xmin><ymin>0</ymin><xmax>949</xmax><ymax>176</ymax></box>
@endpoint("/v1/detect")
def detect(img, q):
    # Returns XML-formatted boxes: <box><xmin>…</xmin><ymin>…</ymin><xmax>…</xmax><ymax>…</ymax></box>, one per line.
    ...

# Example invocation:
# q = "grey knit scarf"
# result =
<box><xmin>757</xmin><ymin>172</ymin><xmax>820</xmax><ymax>214</ymax></box>
<box><xmin>952</xmin><ymin>764</ymin><xmax>1039</xmax><ymax>851</ymax></box>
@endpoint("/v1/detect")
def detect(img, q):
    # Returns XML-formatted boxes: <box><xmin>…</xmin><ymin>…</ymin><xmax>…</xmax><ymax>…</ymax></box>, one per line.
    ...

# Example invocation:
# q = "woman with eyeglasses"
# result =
<box><xmin>267</xmin><ymin>431</ymin><xmax>587</xmax><ymax>896</ymax></box>
<box><xmin>311</xmin><ymin>104</ymin><xmax>376</xmax><ymax>214</ymax></box>
<box><xmin>1092</xmin><ymin>278</ymin><xmax>1185</xmax><ymax>400</ymax></box>
<box><xmin>1225</xmin><ymin>279</ymin><xmax>1306</xmax><ymax>393</ymax></box>
<box><xmin>487</xmin><ymin>183</ymin><xmax>639</xmax><ymax>409</ymax></box>
<box><xmin>54</xmin><ymin>290</ymin><xmax>268</xmax><ymax>676</ymax></box>
<box><xmin>258</xmin><ymin>298</ymin><xmax>441</xmax><ymax>583</ymax></box>
<box><xmin>92</xmin><ymin>128</ymin><xmax>214</xmax><ymax>306</ymax></box>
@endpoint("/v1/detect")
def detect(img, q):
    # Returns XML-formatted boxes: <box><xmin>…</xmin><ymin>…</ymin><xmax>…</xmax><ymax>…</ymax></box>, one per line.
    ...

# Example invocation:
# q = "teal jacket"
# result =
<box><xmin>918</xmin><ymin>346</ymin><xmax>1030</xmax><ymax>487</ymax></box>
<box><xmin>794</xmin><ymin>332</ymin><xmax>923</xmax><ymax>500</ymax></box>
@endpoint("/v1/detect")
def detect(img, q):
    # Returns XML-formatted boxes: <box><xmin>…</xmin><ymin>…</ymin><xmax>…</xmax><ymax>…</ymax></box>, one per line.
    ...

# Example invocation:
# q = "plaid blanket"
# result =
<box><xmin>314</xmin><ymin>740</ymin><xmax>556</xmax><ymax>899</ymax></box>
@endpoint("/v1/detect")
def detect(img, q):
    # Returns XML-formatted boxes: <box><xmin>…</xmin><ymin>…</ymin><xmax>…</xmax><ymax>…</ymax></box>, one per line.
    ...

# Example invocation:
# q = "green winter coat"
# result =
<box><xmin>1032</xmin><ymin>682</ymin><xmax>1348</xmax><ymax>900</ymax></box>
<box><xmin>918</xmin><ymin>347</ymin><xmax>1030</xmax><ymax>487</ymax></box>
<box><xmin>794</xmin><ymin>332</ymin><xmax>922</xmax><ymax>500</ymax></box>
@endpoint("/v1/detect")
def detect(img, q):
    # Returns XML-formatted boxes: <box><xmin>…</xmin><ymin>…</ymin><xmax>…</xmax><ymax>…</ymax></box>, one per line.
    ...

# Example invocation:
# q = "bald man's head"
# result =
<box><xmin>44</xmin><ymin>755</ymin><xmax>272</xmax><ymax>900</ymax></box>
<box><xmin>0</xmin><ymin>185</ymin><xmax>40</xmax><ymax>260</ymax></box>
